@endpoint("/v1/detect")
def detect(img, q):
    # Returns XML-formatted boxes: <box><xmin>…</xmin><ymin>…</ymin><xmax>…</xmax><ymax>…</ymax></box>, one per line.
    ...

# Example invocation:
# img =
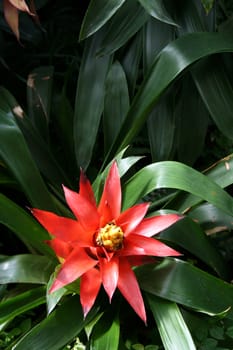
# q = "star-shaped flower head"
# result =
<box><xmin>32</xmin><ymin>161</ymin><xmax>181</xmax><ymax>323</ymax></box>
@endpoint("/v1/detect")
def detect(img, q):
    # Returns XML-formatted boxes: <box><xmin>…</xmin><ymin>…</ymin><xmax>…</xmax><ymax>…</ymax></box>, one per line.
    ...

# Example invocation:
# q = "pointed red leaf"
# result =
<box><xmin>32</xmin><ymin>208</ymin><xmax>93</xmax><ymax>245</ymax></box>
<box><xmin>79</xmin><ymin>170</ymin><xmax>97</xmax><ymax>208</ymax></box>
<box><xmin>49</xmin><ymin>247</ymin><xmax>98</xmax><ymax>293</ymax></box>
<box><xmin>124</xmin><ymin>234</ymin><xmax>181</xmax><ymax>257</ymax></box>
<box><xmin>80</xmin><ymin>268</ymin><xmax>101</xmax><ymax>318</ymax></box>
<box><xmin>98</xmin><ymin>162</ymin><xmax>121</xmax><ymax>224</ymax></box>
<box><xmin>117</xmin><ymin>203</ymin><xmax>149</xmax><ymax>236</ymax></box>
<box><xmin>63</xmin><ymin>185</ymin><xmax>100</xmax><ymax>231</ymax></box>
<box><xmin>117</xmin><ymin>257</ymin><xmax>146</xmax><ymax>323</ymax></box>
<box><xmin>135</xmin><ymin>214</ymin><xmax>181</xmax><ymax>237</ymax></box>
<box><xmin>99</xmin><ymin>256</ymin><xmax>119</xmax><ymax>301</ymax></box>
<box><xmin>46</xmin><ymin>238</ymin><xmax>73</xmax><ymax>260</ymax></box>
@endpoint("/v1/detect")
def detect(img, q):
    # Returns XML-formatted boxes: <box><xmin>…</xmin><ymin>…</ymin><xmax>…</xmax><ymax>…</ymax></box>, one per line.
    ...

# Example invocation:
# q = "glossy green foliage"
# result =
<box><xmin>1</xmin><ymin>0</ymin><xmax>233</xmax><ymax>349</ymax></box>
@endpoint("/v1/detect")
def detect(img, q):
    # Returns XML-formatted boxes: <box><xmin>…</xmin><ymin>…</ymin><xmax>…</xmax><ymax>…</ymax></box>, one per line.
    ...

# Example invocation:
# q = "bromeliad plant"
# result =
<box><xmin>32</xmin><ymin>161</ymin><xmax>181</xmax><ymax>323</ymax></box>
<box><xmin>1</xmin><ymin>0</ymin><xmax>233</xmax><ymax>349</ymax></box>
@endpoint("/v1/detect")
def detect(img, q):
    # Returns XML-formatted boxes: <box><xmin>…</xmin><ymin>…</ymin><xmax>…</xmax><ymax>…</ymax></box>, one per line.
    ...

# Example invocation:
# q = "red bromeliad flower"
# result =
<box><xmin>32</xmin><ymin>162</ymin><xmax>181</xmax><ymax>323</ymax></box>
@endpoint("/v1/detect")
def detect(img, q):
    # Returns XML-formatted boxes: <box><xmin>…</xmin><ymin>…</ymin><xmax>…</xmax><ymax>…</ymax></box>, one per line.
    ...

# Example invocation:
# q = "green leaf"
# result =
<box><xmin>192</xmin><ymin>55</ymin><xmax>233</xmax><ymax>140</ymax></box>
<box><xmin>104</xmin><ymin>32</ymin><xmax>233</xmax><ymax>163</ymax></box>
<box><xmin>137</xmin><ymin>258</ymin><xmax>233</xmax><ymax>319</ymax></box>
<box><xmin>0</xmin><ymin>86</ymin><xmax>71</xmax><ymax>188</ymax></box>
<box><xmin>103</xmin><ymin>61</ymin><xmax>129</xmax><ymax>153</ymax></box>
<box><xmin>147</xmin><ymin>295</ymin><xmax>196</xmax><ymax>350</ymax></box>
<box><xmin>175</xmin><ymin>75</ymin><xmax>209</xmax><ymax>165</ymax></box>
<box><xmin>122</xmin><ymin>161</ymin><xmax>233</xmax><ymax>217</ymax></box>
<box><xmin>97</xmin><ymin>1</ymin><xmax>148</xmax><ymax>56</ymax></box>
<box><xmin>0</xmin><ymin>108</ymin><xmax>56</xmax><ymax>210</ymax></box>
<box><xmin>80</xmin><ymin>0</ymin><xmax>126</xmax><ymax>40</ymax></box>
<box><xmin>138</xmin><ymin>0</ymin><xmax>177</xmax><ymax>26</ymax></box>
<box><xmin>74</xmin><ymin>30</ymin><xmax>111</xmax><ymax>170</ymax></box>
<box><xmin>168</xmin><ymin>153</ymin><xmax>233</xmax><ymax>213</ymax></box>
<box><xmin>90</xmin><ymin>312</ymin><xmax>120</xmax><ymax>350</ymax></box>
<box><xmin>0</xmin><ymin>287</ymin><xmax>46</xmax><ymax>325</ymax></box>
<box><xmin>12</xmin><ymin>296</ymin><xmax>98</xmax><ymax>350</ymax></box>
<box><xmin>159</xmin><ymin>216</ymin><xmax>230</xmax><ymax>279</ymax></box>
<box><xmin>0</xmin><ymin>193</ymin><xmax>53</xmax><ymax>256</ymax></box>
<box><xmin>0</xmin><ymin>255</ymin><xmax>55</xmax><ymax>284</ymax></box>
<box><xmin>27</xmin><ymin>66</ymin><xmax>54</xmax><ymax>141</ymax></box>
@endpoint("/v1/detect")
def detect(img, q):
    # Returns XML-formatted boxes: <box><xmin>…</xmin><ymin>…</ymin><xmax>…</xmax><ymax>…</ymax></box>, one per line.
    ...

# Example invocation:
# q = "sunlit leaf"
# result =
<box><xmin>137</xmin><ymin>258</ymin><xmax>233</xmax><ymax>319</ymax></box>
<box><xmin>0</xmin><ymin>255</ymin><xmax>55</xmax><ymax>284</ymax></box>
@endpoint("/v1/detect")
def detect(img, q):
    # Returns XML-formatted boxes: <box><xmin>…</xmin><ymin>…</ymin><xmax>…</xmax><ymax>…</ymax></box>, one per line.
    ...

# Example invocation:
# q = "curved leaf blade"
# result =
<box><xmin>105</xmin><ymin>32</ymin><xmax>233</xmax><ymax>163</ymax></box>
<box><xmin>137</xmin><ymin>258</ymin><xmax>233</xmax><ymax>319</ymax></box>
<box><xmin>0</xmin><ymin>255</ymin><xmax>55</xmax><ymax>284</ymax></box>
<box><xmin>0</xmin><ymin>286</ymin><xmax>46</xmax><ymax>325</ymax></box>
<box><xmin>74</xmin><ymin>31</ymin><xmax>111</xmax><ymax>170</ymax></box>
<box><xmin>12</xmin><ymin>296</ymin><xmax>98</xmax><ymax>350</ymax></box>
<box><xmin>80</xmin><ymin>0</ymin><xmax>126</xmax><ymax>40</ymax></box>
<box><xmin>0</xmin><ymin>193</ymin><xmax>52</xmax><ymax>256</ymax></box>
<box><xmin>0</xmin><ymin>109</ymin><xmax>56</xmax><ymax>210</ymax></box>
<box><xmin>147</xmin><ymin>295</ymin><xmax>196</xmax><ymax>350</ymax></box>
<box><xmin>122</xmin><ymin>161</ymin><xmax>233</xmax><ymax>217</ymax></box>
<box><xmin>138</xmin><ymin>0</ymin><xmax>177</xmax><ymax>26</ymax></box>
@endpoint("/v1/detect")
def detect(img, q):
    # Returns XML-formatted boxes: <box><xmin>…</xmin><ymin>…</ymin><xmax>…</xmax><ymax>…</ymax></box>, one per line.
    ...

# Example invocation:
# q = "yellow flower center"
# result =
<box><xmin>95</xmin><ymin>222</ymin><xmax>124</xmax><ymax>251</ymax></box>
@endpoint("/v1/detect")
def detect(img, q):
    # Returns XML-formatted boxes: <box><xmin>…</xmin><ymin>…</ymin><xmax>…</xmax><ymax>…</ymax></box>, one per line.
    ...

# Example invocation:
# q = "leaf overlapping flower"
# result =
<box><xmin>32</xmin><ymin>161</ymin><xmax>181</xmax><ymax>322</ymax></box>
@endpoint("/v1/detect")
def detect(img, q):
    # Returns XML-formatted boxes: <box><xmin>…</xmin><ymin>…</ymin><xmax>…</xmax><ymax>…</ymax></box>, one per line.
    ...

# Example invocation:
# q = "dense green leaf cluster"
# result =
<box><xmin>1</xmin><ymin>0</ymin><xmax>233</xmax><ymax>349</ymax></box>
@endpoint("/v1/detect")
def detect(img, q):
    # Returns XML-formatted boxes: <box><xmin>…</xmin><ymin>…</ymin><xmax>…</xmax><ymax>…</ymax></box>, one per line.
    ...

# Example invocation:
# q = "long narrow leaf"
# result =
<box><xmin>122</xmin><ymin>161</ymin><xmax>233</xmax><ymax>217</ymax></box>
<box><xmin>80</xmin><ymin>0</ymin><xmax>126</xmax><ymax>40</ymax></box>
<box><xmin>12</xmin><ymin>296</ymin><xmax>98</xmax><ymax>350</ymax></box>
<box><xmin>147</xmin><ymin>295</ymin><xmax>196</xmax><ymax>350</ymax></box>
<box><xmin>0</xmin><ymin>193</ymin><xmax>53</xmax><ymax>256</ymax></box>
<box><xmin>74</xmin><ymin>30</ymin><xmax>111</xmax><ymax>170</ymax></box>
<box><xmin>0</xmin><ymin>286</ymin><xmax>46</xmax><ymax>325</ymax></box>
<box><xmin>137</xmin><ymin>258</ymin><xmax>233</xmax><ymax>319</ymax></box>
<box><xmin>0</xmin><ymin>255</ymin><xmax>55</xmax><ymax>284</ymax></box>
<box><xmin>104</xmin><ymin>32</ymin><xmax>233</xmax><ymax>163</ymax></box>
<box><xmin>0</xmin><ymin>109</ymin><xmax>56</xmax><ymax>210</ymax></box>
<box><xmin>138</xmin><ymin>0</ymin><xmax>177</xmax><ymax>26</ymax></box>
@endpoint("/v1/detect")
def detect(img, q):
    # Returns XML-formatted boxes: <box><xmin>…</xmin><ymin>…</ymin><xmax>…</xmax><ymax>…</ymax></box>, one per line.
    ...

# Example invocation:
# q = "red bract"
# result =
<box><xmin>32</xmin><ymin>162</ymin><xmax>181</xmax><ymax>323</ymax></box>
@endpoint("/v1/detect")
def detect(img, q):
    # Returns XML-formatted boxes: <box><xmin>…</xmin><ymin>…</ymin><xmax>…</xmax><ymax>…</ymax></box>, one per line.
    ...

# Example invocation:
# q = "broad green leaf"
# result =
<box><xmin>0</xmin><ymin>108</ymin><xmax>56</xmax><ymax>210</ymax></box>
<box><xmin>138</xmin><ymin>0</ymin><xmax>177</xmax><ymax>26</ymax></box>
<box><xmin>103</xmin><ymin>61</ymin><xmax>129</xmax><ymax>153</ymax></box>
<box><xmin>159</xmin><ymin>216</ymin><xmax>230</xmax><ymax>279</ymax></box>
<box><xmin>192</xmin><ymin>55</ymin><xmax>233</xmax><ymax>140</ymax></box>
<box><xmin>27</xmin><ymin>66</ymin><xmax>53</xmax><ymax>141</ymax></box>
<box><xmin>0</xmin><ymin>286</ymin><xmax>46</xmax><ymax>325</ymax></box>
<box><xmin>137</xmin><ymin>258</ymin><xmax>233</xmax><ymax>319</ymax></box>
<box><xmin>80</xmin><ymin>0</ymin><xmax>126</xmax><ymax>40</ymax></box>
<box><xmin>168</xmin><ymin>154</ymin><xmax>233</xmax><ymax>213</ymax></box>
<box><xmin>12</xmin><ymin>296</ymin><xmax>98</xmax><ymax>350</ymax></box>
<box><xmin>122</xmin><ymin>161</ymin><xmax>233</xmax><ymax>217</ymax></box>
<box><xmin>0</xmin><ymin>193</ymin><xmax>53</xmax><ymax>256</ymax></box>
<box><xmin>74</xmin><ymin>30</ymin><xmax>111</xmax><ymax>170</ymax></box>
<box><xmin>104</xmin><ymin>32</ymin><xmax>233</xmax><ymax>163</ymax></box>
<box><xmin>0</xmin><ymin>255</ymin><xmax>55</xmax><ymax>284</ymax></box>
<box><xmin>90</xmin><ymin>312</ymin><xmax>120</xmax><ymax>350</ymax></box>
<box><xmin>147</xmin><ymin>295</ymin><xmax>196</xmax><ymax>350</ymax></box>
<box><xmin>97</xmin><ymin>1</ymin><xmax>148</xmax><ymax>56</ymax></box>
